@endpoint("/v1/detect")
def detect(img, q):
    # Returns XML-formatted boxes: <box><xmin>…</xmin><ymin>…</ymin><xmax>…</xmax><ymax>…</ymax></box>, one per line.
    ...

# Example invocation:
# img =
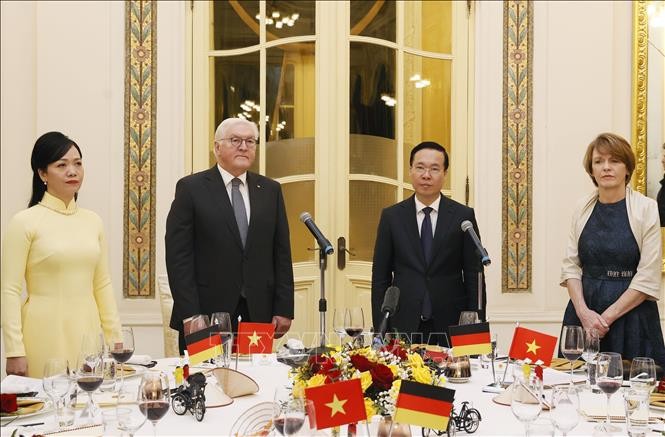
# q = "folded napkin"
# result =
<box><xmin>117</xmin><ymin>364</ymin><xmax>137</xmax><ymax>376</ymax></box>
<box><xmin>0</xmin><ymin>399</ymin><xmax>45</xmax><ymax>417</ymax></box>
<box><xmin>549</xmin><ymin>357</ymin><xmax>585</xmax><ymax>370</ymax></box>
<box><xmin>74</xmin><ymin>391</ymin><xmax>137</xmax><ymax>409</ymax></box>
<box><xmin>126</xmin><ymin>354</ymin><xmax>152</xmax><ymax>365</ymax></box>
<box><xmin>651</xmin><ymin>392</ymin><xmax>665</xmax><ymax>408</ymax></box>
<box><xmin>0</xmin><ymin>374</ymin><xmax>43</xmax><ymax>394</ymax></box>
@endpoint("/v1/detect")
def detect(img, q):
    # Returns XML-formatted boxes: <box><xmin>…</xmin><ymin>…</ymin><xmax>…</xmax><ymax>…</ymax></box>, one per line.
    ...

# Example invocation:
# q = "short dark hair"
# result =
<box><xmin>582</xmin><ymin>133</ymin><xmax>635</xmax><ymax>187</ymax></box>
<box><xmin>409</xmin><ymin>141</ymin><xmax>449</xmax><ymax>170</ymax></box>
<box><xmin>29</xmin><ymin>132</ymin><xmax>82</xmax><ymax>207</ymax></box>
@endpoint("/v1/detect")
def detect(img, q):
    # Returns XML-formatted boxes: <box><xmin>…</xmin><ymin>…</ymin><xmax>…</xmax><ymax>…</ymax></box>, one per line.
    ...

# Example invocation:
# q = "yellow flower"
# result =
<box><xmin>436</xmin><ymin>374</ymin><xmax>447</xmax><ymax>386</ymax></box>
<box><xmin>359</xmin><ymin>371</ymin><xmax>373</xmax><ymax>392</ymax></box>
<box><xmin>364</xmin><ymin>397</ymin><xmax>377</xmax><ymax>418</ymax></box>
<box><xmin>412</xmin><ymin>366</ymin><xmax>432</xmax><ymax>384</ymax></box>
<box><xmin>292</xmin><ymin>380</ymin><xmax>305</xmax><ymax>399</ymax></box>
<box><xmin>408</xmin><ymin>353</ymin><xmax>424</xmax><ymax>368</ymax></box>
<box><xmin>388</xmin><ymin>364</ymin><xmax>400</xmax><ymax>377</ymax></box>
<box><xmin>307</xmin><ymin>374</ymin><xmax>327</xmax><ymax>387</ymax></box>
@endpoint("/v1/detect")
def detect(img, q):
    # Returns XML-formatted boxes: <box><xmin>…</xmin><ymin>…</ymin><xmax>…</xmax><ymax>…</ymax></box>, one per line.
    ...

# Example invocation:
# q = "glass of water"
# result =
<box><xmin>623</xmin><ymin>388</ymin><xmax>650</xmax><ymax>436</ymax></box>
<box><xmin>510</xmin><ymin>371</ymin><xmax>542</xmax><ymax>436</ymax></box>
<box><xmin>629</xmin><ymin>357</ymin><xmax>656</xmax><ymax>393</ymax></box>
<box><xmin>550</xmin><ymin>386</ymin><xmax>580</xmax><ymax>436</ymax></box>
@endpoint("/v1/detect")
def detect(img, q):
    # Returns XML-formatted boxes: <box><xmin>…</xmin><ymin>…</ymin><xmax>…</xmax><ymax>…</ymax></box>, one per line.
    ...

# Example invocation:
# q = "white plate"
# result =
<box><xmin>0</xmin><ymin>398</ymin><xmax>52</xmax><ymax>422</ymax></box>
<box><xmin>447</xmin><ymin>376</ymin><xmax>470</xmax><ymax>383</ymax></box>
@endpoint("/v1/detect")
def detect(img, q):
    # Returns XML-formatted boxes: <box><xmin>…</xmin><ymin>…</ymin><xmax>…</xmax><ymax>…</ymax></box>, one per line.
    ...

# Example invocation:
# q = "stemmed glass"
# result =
<box><xmin>273</xmin><ymin>385</ymin><xmax>305</xmax><ymax>437</ymax></box>
<box><xmin>43</xmin><ymin>358</ymin><xmax>73</xmax><ymax>427</ymax></box>
<box><xmin>581</xmin><ymin>329</ymin><xmax>600</xmax><ymax>387</ymax></box>
<box><xmin>510</xmin><ymin>370</ymin><xmax>542</xmax><ymax>436</ymax></box>
<box><xmin>109</xmin><ymin>327</ymin><xmax>135</xmax><ymax>392</ymax></box>
<box><xmin>183</xmin><ymin>314</ymin><xmax>210</xmax><ymax>336</ymax></box>
<box><xmin>75</xmin><ymin>332</ymin><xmax>105</xmax><ymax>422</ymax></box>
<box><xmin>458</xmin><ymin>311</ymin><xmax>480</xmax><ymax>325</ymax></box>
<box><xmin>332</xmin><ymin>309</ymin><xmax>346</xmax><ymax>345</ymax></box>
<box><xmin>629</xmin><ymin>357</ymin><xmax>656</xmax><ymax>393</ymax></box>
<box><xmin>550</xmin><ymin>385</ymin><xmax>580</xmax><ymax>436</ymax></box>
<box><xmin>138</xmin><ymin>371</ymin><xmax>170</xmax><ymax>436</ymax></box>
<box><xmin>117</xmin><ymin>405</ymin><xmax>148</xmax><ymax>437</ymax></box>
<box><xmin>595</xmin><ymin>352</ymin><xmax>623</xmax><ymax>433</ymax></box>
<box><xmin>560</xmin><ymin>325</ymin><xmax>584</xmax><ymax>384</ymax></box>
<box><xmin>211</xmin><ymin>312</ymin><xmax>233</xmax><ymax>368</ymax></box>
<box><xmin>344</xmin><ymin>307</ymin><xmax>364</xmax><ymax>347</ymax></box>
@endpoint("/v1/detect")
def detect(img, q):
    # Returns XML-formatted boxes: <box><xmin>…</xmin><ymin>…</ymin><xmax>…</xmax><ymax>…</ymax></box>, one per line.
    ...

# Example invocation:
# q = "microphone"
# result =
<box><xmin>378</xmin><ymin>286</ymin><xmax>400</xmax><ymax>338</ymax></box>
<box><xmin>461</xmin><ymin>220</ymin><xmax>491</xmax><ymax>266</ymax></box>
<box><xmin>299</xmin><ymin>212</ymin><xmax>334</xmax><ymax>255</ymax></box>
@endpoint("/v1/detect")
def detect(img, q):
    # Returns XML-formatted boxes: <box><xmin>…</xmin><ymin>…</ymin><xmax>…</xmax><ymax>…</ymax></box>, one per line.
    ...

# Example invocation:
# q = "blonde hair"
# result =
<box><xmin>582</xmin><ymin>132</ymin><xmax>635</xmax><ymax>187</ymax></box>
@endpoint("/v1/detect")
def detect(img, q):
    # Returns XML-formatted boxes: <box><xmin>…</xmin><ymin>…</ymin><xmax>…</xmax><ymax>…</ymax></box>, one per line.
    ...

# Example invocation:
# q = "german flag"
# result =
<box><xmin>185</xmin><ymin>326</ymin><xmax>222</xmax><ymax>365</ymax></box>
<box><xmin>449</xmin><ymin>322</ymin><xmax>492</xmax><ymax>357</ymax></box>
<box><xmin>394</xmin><ymin>381</ymin><xmax>455</xmax><ymax>431</ymax></box>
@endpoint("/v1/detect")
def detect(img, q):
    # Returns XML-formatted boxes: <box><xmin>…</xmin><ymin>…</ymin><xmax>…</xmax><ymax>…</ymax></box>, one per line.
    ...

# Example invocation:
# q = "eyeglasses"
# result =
<box><xmin>412</xmin><ymin>165</ymin><xmax>443</xmax><ymax>176</ymax></box>
<box><xmin>220</xmin><ymin>137</ymin><xmax>258</xmax><ymax>149</ymax></box>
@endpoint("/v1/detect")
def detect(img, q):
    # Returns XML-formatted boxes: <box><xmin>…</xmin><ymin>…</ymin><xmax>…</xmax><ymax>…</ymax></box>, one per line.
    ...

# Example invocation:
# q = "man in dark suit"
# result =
<box><xmin>166</xmin><ymin>118</ymin><xmax>294</xmax><ymax>352</ymax></box>
<box><xmin>371</xmin><ymin>141</ymin><xmax>486</xmax><ymax>345</ymax></box>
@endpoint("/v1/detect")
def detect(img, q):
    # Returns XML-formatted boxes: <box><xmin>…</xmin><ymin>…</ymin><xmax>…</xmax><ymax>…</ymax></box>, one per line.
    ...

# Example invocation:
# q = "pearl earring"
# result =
<box><xmin>43</xmin><ymin>180</ymin><xmax>47</xmax><ymax>186</ymax></box>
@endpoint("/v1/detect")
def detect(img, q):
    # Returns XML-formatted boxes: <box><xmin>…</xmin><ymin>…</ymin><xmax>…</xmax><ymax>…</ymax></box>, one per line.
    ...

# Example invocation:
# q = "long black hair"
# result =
<box><xmin>29</xmin><ymin>132</ymin><xmax>82</xmax><ymax>207</ymax></box>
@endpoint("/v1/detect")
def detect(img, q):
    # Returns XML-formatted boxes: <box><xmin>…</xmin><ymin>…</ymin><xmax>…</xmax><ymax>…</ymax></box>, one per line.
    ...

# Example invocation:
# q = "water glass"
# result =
<box><xmin>211</xmin><ymin>312</ymin><xmax>233</xmax><ymax>368</ymax></box>
<box><xmin>42</xmin><ymin>358</ymin><xmax>74</xmax><ymax>427</ymax></box>
<box><xmin>458</xmin><ymin>311</ymin><xmax>480</xmax><ymax>325</ymax></box>
<box><xmin>117</xmin><ymin>406</ymin><xmax>148</xmax><ymax>437</ymax></box>
<box><xmin>102</xmin><ymin>409</ymin><xmax>122</xmax><ymax>436</ymax></box>
<box><xmin>623</xmin><ymin>388</ymin><xmax>650</xmax><ymax>436</ymax></box>
<box><xmin>510</xmin><ymin>372</ymin><xmax>542</xmax><ymax>436</ymax></box>
<box><xmin>582</xmin><ymin>329</ymin><xmax>600</xmax><ymax>386</ymax></box>
<box><xmin>100</xmin><ymin>355</ymin><xmax>119</xmax><ymax>393</ymax></box>
<box><xmin>629</xmin><ymin>357</ymin><xmax>656</xmax><ymax>393</ymax></box>
<box><xmin>550</xmin><ymin>386</ymin><xmax>580</xmax><ymax>436</ymax></box>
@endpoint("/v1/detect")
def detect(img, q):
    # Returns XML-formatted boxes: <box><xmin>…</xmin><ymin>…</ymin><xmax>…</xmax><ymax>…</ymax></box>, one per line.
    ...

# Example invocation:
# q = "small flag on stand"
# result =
<box><xmin>305</xmin><ymin>379</ymin><xmax>367</xmax><ymax>430</ymax></box>
<box><xmin>508</xmin><ymin>326</ymin><xmax>557</xmax><ymax>366</ymax></box>
<box><xmin>449</xmin><ymin>322</ymin><xmax>492</xmax><ymax>357</ymax></box>
<box><xmin>185</xmin><ymin>326</ymin><xmax>222</xmax><ymax>366</ymax></box>
<box><xmin>394</xmin><ymin>380</ymin><xmax>455</xmax><ymax>431</ymax></box>
<box><xmin>236</xmin><ymin>322</ymin><xmax>275</xmax><ymax>354</ymax></box>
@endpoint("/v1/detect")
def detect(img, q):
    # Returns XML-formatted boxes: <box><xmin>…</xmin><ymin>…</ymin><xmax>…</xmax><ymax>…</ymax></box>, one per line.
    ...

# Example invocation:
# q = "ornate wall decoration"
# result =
<box><xmin>124</xmin><ymin>0</ymin><xmax>157</xmax><ymax>298</ymax></box>
<box><xmin>631</xmin><ymin>0</ymin><xmax>648</xmax><ymax>195</ymax></box>
<box><xmin>502</xmin><ymin>1</ymin><xmax>533</xmax><ymax>293</ymax></box>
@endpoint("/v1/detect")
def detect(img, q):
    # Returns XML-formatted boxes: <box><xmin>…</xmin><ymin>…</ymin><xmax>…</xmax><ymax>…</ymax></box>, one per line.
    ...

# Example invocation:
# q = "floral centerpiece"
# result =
<box><xmin>290</xmin><ymin>340</ymin><xmax>447</xmax><ymax>418</ymax></box>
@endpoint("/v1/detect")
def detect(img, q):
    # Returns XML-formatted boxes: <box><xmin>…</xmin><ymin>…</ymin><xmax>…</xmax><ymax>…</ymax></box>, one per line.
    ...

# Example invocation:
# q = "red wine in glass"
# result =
<box><xmin>345</xmin><ymin>328</ymin><xmax>363</xmax><ymax>337</ymax></box>
<box><xmin>596</xmin><ymin>378</ymin><xmax>621</xmax><ymax>395</ymax></box>
<box><xmin>139</xmin><ymin>401</ymin><xmax>170</xmax><ymax>421</ymax></box>
<box><xmin>77</xmin><ymin>376</ymin><xmax>104</xmax><ymax>392</ymax></box>
<box><xmin>110</xmin><ymin>349</ymin><xmax>134</xmax><ymax>363</ymax></box>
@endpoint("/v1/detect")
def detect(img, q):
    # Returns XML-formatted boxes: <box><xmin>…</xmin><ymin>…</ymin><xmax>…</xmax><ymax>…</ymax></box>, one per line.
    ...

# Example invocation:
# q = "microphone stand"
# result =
<box><xmin>318</xmin><ymin>247</ymin><xmax>330</xmax><ymax>348</ymax></box>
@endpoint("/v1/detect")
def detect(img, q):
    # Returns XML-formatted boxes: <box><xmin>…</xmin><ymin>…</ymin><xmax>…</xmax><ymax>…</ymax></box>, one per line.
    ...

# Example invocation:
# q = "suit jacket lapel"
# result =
<box><xmin>244</xmin><ymin>172</ymin><xmax>264</xmax><ymax>253</ymax></box>
<box><xmin>401</xmin><ymin>196</ymin><xmax>426</xmax><ymax>268</ymax></box>
<box><xmin>203</xmin><ymin>167</ymin><xmax>243</xmax><ymax>250</ymax></box>
<box><xmin>431</xmin><ymin>194</ymin><xmax>453</xmax><ymax>263</ymax></box>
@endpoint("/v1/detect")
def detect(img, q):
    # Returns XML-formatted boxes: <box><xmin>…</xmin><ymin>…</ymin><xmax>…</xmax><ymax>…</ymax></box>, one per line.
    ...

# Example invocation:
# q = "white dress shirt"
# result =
<box><xmin>217</xmin><ymin>164</ymin><xmax>251</xmax><ymax>222</ymax></box>
<box><xmin>414</xmin><ymin>195</ymin><xmax>441</xmax><ymax>237</ymax></box>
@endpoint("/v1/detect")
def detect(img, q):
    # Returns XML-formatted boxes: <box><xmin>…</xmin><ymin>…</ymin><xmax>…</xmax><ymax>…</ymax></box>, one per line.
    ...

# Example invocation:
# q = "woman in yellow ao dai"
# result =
<box><xmin>1</xmin><ymin>132</ymin><xmax>121</xmax><ymax>378</ymax></box>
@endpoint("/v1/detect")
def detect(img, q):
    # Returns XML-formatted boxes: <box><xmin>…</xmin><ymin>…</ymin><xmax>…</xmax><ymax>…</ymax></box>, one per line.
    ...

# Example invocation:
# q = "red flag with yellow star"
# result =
<box><xmin>236</xmin><ymin>322</ymin><xmax>274</xmax><ymax>354</ymax></box>
<box><xmin>305</xmin><ymin>378</ymin><xmax>366</xmax><ymax>429</ymax></box>
<box><xmin>508</xmin><ymin>326</ymin><xmax>557</xmax><ymax>366</ymax></box>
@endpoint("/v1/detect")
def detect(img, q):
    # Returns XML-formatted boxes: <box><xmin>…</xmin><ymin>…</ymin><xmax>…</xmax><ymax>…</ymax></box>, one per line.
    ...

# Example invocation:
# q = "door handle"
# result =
<box><xmin>337</xmin><ymin>237</ymin><xmax>356</xmax><ymax>270</ymax></box>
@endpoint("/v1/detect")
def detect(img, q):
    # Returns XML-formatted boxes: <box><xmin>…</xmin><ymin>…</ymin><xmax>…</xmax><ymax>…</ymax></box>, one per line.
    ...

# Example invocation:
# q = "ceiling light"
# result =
<box><xmin>409</xmin><ymin>74</ymin><xmax>421</xmax><ymax>82</ymax></box>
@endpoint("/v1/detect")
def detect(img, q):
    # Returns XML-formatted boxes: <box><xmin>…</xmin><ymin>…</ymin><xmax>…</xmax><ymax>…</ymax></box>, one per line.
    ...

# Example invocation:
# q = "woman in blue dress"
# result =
<box><xmin>560</xmin><ymin>133</ymin><xmax>665</xmax><ymax>368</ymax></box>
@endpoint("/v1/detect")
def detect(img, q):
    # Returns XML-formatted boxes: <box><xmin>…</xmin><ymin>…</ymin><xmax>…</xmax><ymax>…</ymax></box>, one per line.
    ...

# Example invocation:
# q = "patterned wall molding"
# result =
<box><xmin>631</xmin><ymin>0</ymin><xmax>648</xmax><ymax>195</ymax></box>
<box><xmin>124</xmin><ymin>0</ymin><xmax>157</xmax><ymax>298</ymax></box>
<box><xmin>502</xmin><ymin>1</ymin><xmax>533</xmax><ymax>293</ymax></box>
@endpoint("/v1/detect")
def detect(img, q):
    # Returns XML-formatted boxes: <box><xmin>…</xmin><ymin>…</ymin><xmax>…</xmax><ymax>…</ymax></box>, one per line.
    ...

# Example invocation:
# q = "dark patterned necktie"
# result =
<box><xmin>231</xmin><ymin>178</ymin><xmax>248</xmax><ymax>248</ymax></box>
<box><xmin>420</xmin><ymin>206</ymin><xmax>433</xmax><ymax>320</ymax></box>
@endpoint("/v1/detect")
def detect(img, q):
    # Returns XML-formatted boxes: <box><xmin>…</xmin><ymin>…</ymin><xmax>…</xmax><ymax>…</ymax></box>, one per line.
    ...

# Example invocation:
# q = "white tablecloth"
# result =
<box><xmin>2</xmin><ymin>358</ymin><xmax>663</xmax><ymax>436</ymax></box>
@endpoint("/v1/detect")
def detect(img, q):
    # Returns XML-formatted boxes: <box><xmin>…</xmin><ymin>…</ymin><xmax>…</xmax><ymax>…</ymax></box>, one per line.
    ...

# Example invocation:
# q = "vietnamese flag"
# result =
<box><xmin>236</xmin><ymin>322</ymin><xmax>275</xmax><ymax>354</ymax></box>
<box><xmin>394</xmin><ymin>381</ymin><xmax>455</xmax><ymax>431</ymax></box>
<box><xmin>508</xmin><ymin>326</ymin><xmax>558</xmax><ymax>366</ymax></box>
<box><xmin>185</xmin><ymin>326</ymin><xmax>223</xmax><ymax>365</ymax></box>
<box><xmin>305</xmin><ymin>379</ymin><xmax>366</xmax><ymax>429</ymax></box>
<box><xmin>449</xmin><ymin>322</ymin><xmax>492</xmax><ymax>357</ymax></box>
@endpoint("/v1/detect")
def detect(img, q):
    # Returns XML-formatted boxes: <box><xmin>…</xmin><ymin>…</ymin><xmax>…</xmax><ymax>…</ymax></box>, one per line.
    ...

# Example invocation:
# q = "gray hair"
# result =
<box><xmin>214</xmin><ymin>118</ymin><xmax>259</xmax><ymax>142</ymax></box>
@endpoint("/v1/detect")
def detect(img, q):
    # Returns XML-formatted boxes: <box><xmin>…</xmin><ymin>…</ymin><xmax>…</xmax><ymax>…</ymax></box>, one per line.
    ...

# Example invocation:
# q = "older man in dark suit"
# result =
<box><xmin>166</xmin><ymin>118</ymin><xmax>294</xmax><ymax>352</ymax></box>
<box><xmin>371</xmin><ymin>141</ymin><xmax>486</xmax><ymax>345</ymax></box>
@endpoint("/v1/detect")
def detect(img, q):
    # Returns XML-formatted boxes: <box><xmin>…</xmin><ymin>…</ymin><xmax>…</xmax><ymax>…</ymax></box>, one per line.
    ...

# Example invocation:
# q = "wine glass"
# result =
<box><xmin>211</xmin><ymin>312</ymin><xmax>233</xmax><ymax>368</ymax></box>
<box><xmin>109</xmin><ymin>327</ymin><xmax>135</xmax><ymax>392</ymax></box>
<box><xmin>560</xmin><ymin>325</ymin><xmax>584</xmax><ymax>384</ymax></box>
<box><xmin>117</xmin><ymin>405</ymin><xmax>148</xmax><ymax>437</ymax></box>
<box><xmin>550</xmin><ymin>385</ymin><xmax>580</xmax><ymax>436</ymax></box>
<box><xmin>344</xmin><ymin>307</ymin><xmax>364</xmax><ymax>347</ymax></box>
<box><xmin>510</xmin><ymin>371</ymin><xmax>542</xmax><ymax>436</ymax></box>
<box><xmin>138</xmin><ymin>371</ymin><xmax>170</xmax><ymax>436</ymax></box>
<box><xmin>332</xmin><ymin>308</ymin><xmax>346</xmax><ymax>345</ymax></box>
<box><xmin>183</xmin><ymin>314</ymin><xmax>210</xmax><ymax>336</ymax></box>
<box><xmin>629</xmin><ymin>357</ymin><xmax>656</xmax><ymax>393</ymax></box>
<box><xmin>595</xmin><ymin>352</ymin><xmax>623</xmax><ymax>433</ymax></box>
<box><xmin>75</xmin><ymin>332</ymin><xmax>105</xmax><ymax>422</ymax></box>
<box><xmin>43</xmin><ymin>358</ymin><xmax>73</xmax><ymax>427</ymax></box>
<box><xmin>581</xmin><ymin>329</ymin><xmax>600</xmax><ymax>387</ymax></box>
<box><xmin>458</xmin><ymin>310</ymin><xmax>480</xmax><ymax>325</ymax></box>
<box><xmin>274</xmin><ymin>385</ymin><xmax>305</xmax><ymax>437</ymax></box>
